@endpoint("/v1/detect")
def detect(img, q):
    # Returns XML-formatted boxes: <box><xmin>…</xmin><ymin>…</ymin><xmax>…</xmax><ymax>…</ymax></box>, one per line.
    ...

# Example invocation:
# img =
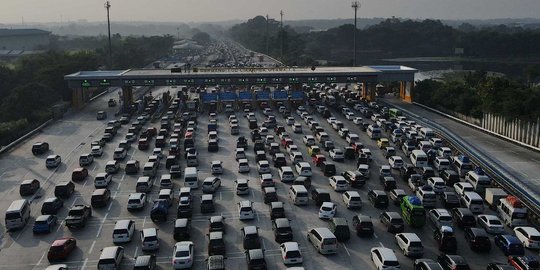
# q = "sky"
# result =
<box><xmin>2</xmin><ymin>0</ymin><xmax>540</xmax><ymax>24</ymax></box>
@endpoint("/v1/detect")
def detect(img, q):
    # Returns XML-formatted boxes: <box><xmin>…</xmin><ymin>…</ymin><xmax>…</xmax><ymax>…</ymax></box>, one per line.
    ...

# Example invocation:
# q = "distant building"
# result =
<box><xmin>0</xmin><ymin>28</ymin><xmax>50</xmax><ymax>51</ymax></box>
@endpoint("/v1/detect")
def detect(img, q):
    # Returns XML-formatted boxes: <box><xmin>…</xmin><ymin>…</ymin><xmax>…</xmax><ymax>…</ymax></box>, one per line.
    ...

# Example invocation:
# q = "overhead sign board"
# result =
<box><xmin>273</xmin><ymin>90</ymin><xmax>288</xmax><ymax>101</ymax></box>
<box><xmin>291</xmin><ymin>91</ymin><xmax>304</xmax><ymax>100</ymax></box>
<box><xmin>219</xmin><ymin>92</ymin><xmax>237</xmax><ymax>101</ymax></box>
<box><xmin>201</xmin><ymin>93</ymin><xmax>218</xmax><ymax>103</ymax></box>
<box><xmin>256</xmin><ymin>90</ymin><xmax>270</xmax><ymax>101</ymax></box>
<box><xmin>239</xmin><ymin>91</ymin><xmax>252</xmax><ymax>100</ymax></box>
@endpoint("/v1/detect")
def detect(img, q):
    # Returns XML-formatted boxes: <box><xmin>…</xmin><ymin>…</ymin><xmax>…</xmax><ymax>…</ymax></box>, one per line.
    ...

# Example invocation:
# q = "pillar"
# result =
<box><xmin>403</xmin><ymin>81</ymin><xmax>413</xmax><ymax>103</ymax></box>
<box><xmin>122</xmin><ymin>86</ymin><xmax>133</xmax><ymax>113</ymax></box>
<box><xmin>72</xmin><ymin>88</ymin><xmax>84</xmax><ymax>109</ymax></box>
<box><xmin>361</xmin><ymin>82</ymin><xmax>367</xmax><ymax>101</ymax></box>
<box><xmin>366</xmin><ymin>83</ymin><xmax>376</xmax><ymax>102</ymax></box>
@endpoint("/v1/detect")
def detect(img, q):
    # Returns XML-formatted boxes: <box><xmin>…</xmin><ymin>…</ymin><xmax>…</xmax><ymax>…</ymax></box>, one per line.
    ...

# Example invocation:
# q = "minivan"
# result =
<box><xmin>113</xmin><ymin>148</ymin><xmax>127</xmax><ymax>161</ymax></box>
<box><xmin>289</xmin><ymin>185</ymin><xmax>309</xmax><ymax>205</ymax></box>
<box><xmin>395</xmin><ymin>233</ymin><xmax>424</xmax><ymax>257</ymax></box>
<box><xmin>465</xmin><ymin>171</ymin><xmax>491</xmax><ymax>194</ymax></box>
<box><xmin>97</xmin><ymin>246</ymin><xmax>124</xmax><ymax>270</ymax></box>
<box><xmin>91</xmin><ymin>189</ymin><xmax>111</xmax><ymax>208</ymax></box>
<box><xmin>112</xmin><ymin>219</ymin><xmax>135</xmax><ymax>244</ymax></box>
<box><xmin>329</xmin><ymin>217</ymin><xmax>350</xmax><ymax>242</ymax></box>
<box><xmin>307</xmin><ymin>227</ymin><xmax>337</xmax><ymax>254</ymax></box>
<box><xmin>311</xmin><ymin>188</ymin><xmax>331</xmax><ymax>206</ymax></box>
<box><xmin>352</xmin><ymin>214</ymin><xmax>374</xmax><ymax>236</ymax></box>
<box><xmin>141</xmin><ymin>228</ymin><xmax>159</xmax><ymax>252</ymax></box>
<box><xmin>460</xmin><ymin>192</ymin><xmax>484</xmax><ymax>214</ymax></box>
<box><xmin>368</xmin><ymin>190</ymin><xmax>389</xmax><ymax>209</ymax></box>
<box><xmin>135</xmin><ymin>176</ymin><xmax>154</xmax><ymax>193</ymax></box>
<box><xmin>410</xmin><ymin>150</ymin><xmax>428</xmax><ymax>168</ymax></box>
<box><xmin>5</xmin><ymin>199</ymin><xmax>30</xmax><ymax>231</ymax></box>
<box><xmin>94</xmin><ymin>173</ymin><xmax>112</xmax><ymax>188</ymax></box>
<box><xmin>143</xmin><ymin>162</ymin><xmax>158</xmax><ymax>177</ymax></box>
<box><xmin>184</xmin><ymin>167</ymin><xmax>199</xmax><ymax>189</ymax></box>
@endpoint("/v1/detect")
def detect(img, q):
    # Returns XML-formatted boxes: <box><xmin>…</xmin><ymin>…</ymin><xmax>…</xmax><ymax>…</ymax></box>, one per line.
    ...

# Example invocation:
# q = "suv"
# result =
<box><xmin>379</xmin><ymin>211</ymin><xmax>404</xmax><ymax>233</ymax></box>
<box><xmin>451</xmin><ymin>208</ymin><xmax>476</xmax><ymax>228</ymax></box>
<box><xmin>437</xmin><ymin>254</ymin><xmax>470</xmax><ymax>270</ymax></box>
<box><xmin>464</xmin><ymin>227</ymin><xmax>491</xmax><ymax>252</ymax></box>
<box><xmin>341</xmin><ymin>170</ymin><xmax>365</xmax><ymax>188</ymax></box>
<box><xmin>272</xmin><ymin>218</ymin><xmax>293</xmax><ymax>243</ymax></box>
<box><xmin>32</xmin><ymin>142</ymin><xmax>50</xmax><ymax>155</ymax></box>
<box><xmin>352</xmin><ymin>214</ymin><xmax>374</xmax><ymax>236</ymax></box>
<box><xmin>245</xmin><ymin>249</ymin><xmax>266</xmax><ymax>270</ymax></box>
<box><xmin>65</xmin><ymin>204</ymin><xmax>92</xmax><ymax>229</ymax></box>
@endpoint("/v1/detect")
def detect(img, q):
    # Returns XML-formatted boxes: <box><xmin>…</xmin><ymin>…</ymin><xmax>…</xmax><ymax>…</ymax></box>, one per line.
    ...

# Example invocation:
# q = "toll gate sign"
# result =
<box><xmin>256</xmin><ymin>90</ymin><xmax>270</xmax><ymax>101</ymax></box>
<box><xmin>201</xmin><ymin>93</ymin><xmax>218</xmax><ymax>103</ymax></box>
<box><xmin>239</xmin><ymin>91</ymin><xmax>252</xmax><ymax>101</ymax></box>
<box><xmin>273</xmin><ymin>90</ymin><xmax>288</xmax><ymax>101</ymax></box>
<box><xmin>220</xmin><ymin>92</ymin><xmax>237</xmax><ymax>101</ymax></box>
<box><xmin>291</xmin><ymin>91</ymin><xmax>304</xmax><ymax>100</ymax></box>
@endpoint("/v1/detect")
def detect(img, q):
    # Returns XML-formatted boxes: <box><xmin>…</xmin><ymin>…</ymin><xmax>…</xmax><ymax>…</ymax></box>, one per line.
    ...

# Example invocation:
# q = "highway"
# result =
<box><xmin>0</xmin><ymin>84</ymin><xmax>535</xmax><ymax>269</ymax></box>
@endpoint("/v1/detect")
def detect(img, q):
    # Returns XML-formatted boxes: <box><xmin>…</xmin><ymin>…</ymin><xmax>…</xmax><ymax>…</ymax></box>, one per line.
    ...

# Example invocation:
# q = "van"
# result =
<box><xmin>311</xmin><ymin>188</ymin><xmax>331</xmax><ymax>206</ymax></box>
<box><xmin>112</xmin><ymin>219</ymin><xmax>135</xmax><ymax>244</ymax></box>
<box><xmin>143</xmin><ymin>162</ymin><xmax>157</xmax><ymax>177</ymax></box>
<box><xmin>184</xmin><ymin>167</ymin><xmax>199</xmax><ymax>188</ymax></box>
<box><xmin>395</xmin><ymin>233</ymin><xmax>424</xmax><ymax>257</ymax></box>
<box><xmin>91</xmin><ymin>189</ymin><xmax>111</xmax><ymax>208</ymax></box>
<box><xmin>140</xmin><ymin>228</ymin><xmax>159</xmax><ymax>252</ymax></box>
<box><xmin>159</xmin><ymin>174</ymin><xmax>172</xmax><ymax>189</ymax></box>
<box><xmin>434</xmin><ymin>157</ymin><xmax>450</xmax><ymax>171</ymax></box>
<box><xmin>328</xmin><ymin>217</ymin><xmax>350</xmax><ymax>242</ymax></box>
<box><xmin>270</xmin><ymin>201</ymin><xmax>285</xmax><ymax>220</ymax></box>
<box><xmin>113</xmin><ymin>148</ymin><xmax>127</xmax><ymax>161</ymax></box>
<box><xmin>410</xmin><ymin>150</ymin><xmax>428</xmax><ymax>168</ymax></box>
<box><xmin>307</xmin><ymin>227</ymin><xmax>337</xmax><ymax>254</ymax></box>
<box><xmin>289</xmin><ymin>185</ymin><xmax>309</xmax><ymax>205</ymax></box>
<box><xmin>97</xmin><ymin>246</ymin><xmax>124</xmax><ymax>270</ymax></box>
<box><xmin>352</xmin><ymin>214</ymin><xmax>374</xmax><ymax>236</ymax></box>
<box><xmin>295</xmin><ymin>162</ymin><xmax>312</xmax><ymax>177</ymax></box>
<box><xmin>368</xmin><ymin>189</ymin><xmax>389</xmax><ymax>209</ymax></box>
<box><xmin>5</xmin><ymin>199</ymin><xmax>30</xmax><ymax>231</ymax></box>
<box><xmin>465</xmin><ymin>171</ymin><xmax>491</xmax><ymax>194</ymax></box>
<box><xmin>367</xmin><ymin>125</ymin><xmax>382</xmax><ymax>139</ymax></box>
<box><xmin>418</xmin><ymin>141</ymin><xmax>432</xmax><ymax>153</ymax></box>
<box><xmin>321</xmin><ymin>162</ymin><xmax>336</xmax><ymax>176</ymax></box>
<box><xmin>415</xmin><ymin>188</ymin><xmax>436</xmax><ymax>208</ymax></box>
<box><xmin>279</xmin><ymin>166</ymin><xmax>295</xmax><ymax>182</ymax></box>
<box><xmin>460</xmin><ymin>192</ymin><xmax>484</xmax><ymax>214</ymax></box>
<box><xmin>136</xmin><ymin>177</ymin><xmax>154</xmax><ymax>193</ymax></box>
<box><xmin>419</xmin><ymin>128</ymin><xmax>435</xmax><ymax>140</ymax></box>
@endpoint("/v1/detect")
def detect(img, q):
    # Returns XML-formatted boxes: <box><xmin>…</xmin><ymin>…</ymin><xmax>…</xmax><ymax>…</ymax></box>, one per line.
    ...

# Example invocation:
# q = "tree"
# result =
<box><xmin>192</xmin><ymin>32</ymin><xmax>211</xmax><ymax>45</ymax></box>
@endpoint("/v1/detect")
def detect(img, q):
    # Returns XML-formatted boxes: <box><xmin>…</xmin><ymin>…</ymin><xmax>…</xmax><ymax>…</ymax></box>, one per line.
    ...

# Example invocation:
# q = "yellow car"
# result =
<box><xmin>377</xmin><ymin>138</ymin><xmax>390</xmax><ymax>149</ymax></box>
<box><xmin>308</xmin><ymin>145</ymin><xmax>321</xmax><ymax>156</ymax></box>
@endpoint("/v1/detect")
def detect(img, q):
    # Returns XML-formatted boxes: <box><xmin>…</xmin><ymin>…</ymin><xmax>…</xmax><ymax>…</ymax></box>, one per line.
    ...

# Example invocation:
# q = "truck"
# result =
<box><xmin>65</xmin><ymin>205</ymin><xmax>92</xmax><ymax>229</ymax></box>
<box><xmin>484</xmin><ymin>188</ymin><xmax>508</xmax><ymax>209</ymax></box>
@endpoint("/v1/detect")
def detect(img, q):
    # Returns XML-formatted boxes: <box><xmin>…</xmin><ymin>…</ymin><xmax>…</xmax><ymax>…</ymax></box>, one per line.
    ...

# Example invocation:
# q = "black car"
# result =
<box><xmin>41</xmin><ymin>197</ymin><xmax>64</xmax><ymax>215</ymax></box>
<box><xmin>20</xmin><ymin>179</ymin><xmax>40</xmax><ymax>196</ymax></box>
<box><xmin>54</xmin><ymin>181</ymin><xmax>75</xmax><ymax>199</ymax></box>
<box><xmin>441</xmin><ymin>192</ymin><xmax>460</xmax><ymax>208</ymax></box>
<box><xmin>452</xmin><ymin>208</ymin><xmax>476</xmax><ymax>228</ymax></box>
<box><xmin>437</xmin><ymin>254</ymin><xmax>470</xmax><ymax>270</ymax></box>
<box><xmin>272</xmin><ymin>218</ymin><xmax>293</xmax><ymax>243</ymax></box>
<box><xmin>440</xmin><ymin>169</ymin><xmax>460</xmax><ymax>186</ymax></box>
<box><xmin>32</xmin><ymin>142</ymin><xmax>49</xmax><ymax>155</ymax></box>
<box><xmin>434</xmin><ymin>227</ymin><xmax>457</xmax><ymax>254</ymax></box>
<box><xmin>245</xmin><ymin>249</ymin><xmax>267</xmax><ymax>270</ymax></box>
<box><xmin>464</xmin><ymin>227</ymin><xmax>491</xmax><ymax>252</ymax></box>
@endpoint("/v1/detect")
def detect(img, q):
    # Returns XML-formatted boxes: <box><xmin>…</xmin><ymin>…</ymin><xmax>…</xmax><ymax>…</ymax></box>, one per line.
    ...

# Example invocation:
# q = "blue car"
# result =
<box><xmin>494</xmin><ymin>234</ymin><xmax>525</xmax><ymax>256</ymax></box>
<box><xmin>33</xmin><ymin>215</ymin><xmax>58</xmax><ymax>234</ymax></box>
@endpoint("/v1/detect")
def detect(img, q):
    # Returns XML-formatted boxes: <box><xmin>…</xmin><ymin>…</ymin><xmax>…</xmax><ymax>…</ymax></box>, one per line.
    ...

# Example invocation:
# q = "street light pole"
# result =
<box><xmin>280</xmin><ymin>10</ymin><xmax>284</xmax><ymax>61</ymax></box>
<box><xmin>351</xmin><ymin>1</ymin><xmax>359</xmax><ymax>67</ymax></box>
<box><xmin>266</xmin><ymin>14</ymin><xmax>270</xmax><ymax>56</ymax></box>
<box><xmin>105</xmin><ymin>1</ymin><xmax>112</xmax><ymax>69</ymax></box>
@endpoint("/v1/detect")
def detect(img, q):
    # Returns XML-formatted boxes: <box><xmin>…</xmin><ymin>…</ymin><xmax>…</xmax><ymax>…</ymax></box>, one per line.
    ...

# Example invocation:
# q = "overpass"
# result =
<box><xmin>64</xmin><ymin>66</ymin><xmax>416</xmax><ymax>110</ymax></box>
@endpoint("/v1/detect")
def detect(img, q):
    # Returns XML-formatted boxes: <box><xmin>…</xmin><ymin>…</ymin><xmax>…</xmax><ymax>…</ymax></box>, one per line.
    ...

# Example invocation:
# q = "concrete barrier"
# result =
<box><xmin>0</xmin><ymin>119</ymin><xmax>53</xmax><ymax>154</ymax></box>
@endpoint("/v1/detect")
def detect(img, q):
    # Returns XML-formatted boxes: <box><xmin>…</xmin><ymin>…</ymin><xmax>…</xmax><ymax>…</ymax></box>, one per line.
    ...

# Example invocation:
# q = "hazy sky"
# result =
<box><xmin>2</xmin><ymin>0</ymin><xmax>540</xmax><ymax>24</ymax></box>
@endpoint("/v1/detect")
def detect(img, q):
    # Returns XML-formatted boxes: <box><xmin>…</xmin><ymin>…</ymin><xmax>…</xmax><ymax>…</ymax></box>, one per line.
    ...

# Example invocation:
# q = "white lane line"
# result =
<box><xmin>96</xmin><ymin>213</ymin><xmax>109</xmax><ymax>237</ymax></box>
<box><xmin>219</xmin><ymin>191</ymin><xmax>222</xmax><ymax>201</ymax></box>
<box><xmin>56</xmin><ymin>221</ymin><xmax>64</xmax><ymax>232</ymax></box>
<box><xmin>373</xmin><ymin>233</ymin><xmax>378</xmax><ymax>239</ymax></box>
<box><xmin>37</xmin><ymin>250</ymin><xmax>47</xmax><ymax>265</ymax></box>
<box><xmin>342</xmin><ymin>243</ymin><xmax>351</xmax><ymax>257</ymax></box>
<box><xmin>261</xmin><ymin>238</ymin><xmax>266</xmax><ymax>250</ymax></box>
<box><xmin>83</xmin><ymin>178</ymin><xmax>89</xmax><ymax>187</ymax></box>
<box><xmin>379</xmin><ymin>241</ymin><xmax>385</xmax><ymax>247</ymax></box>
<box><xmin>81</xmin><ymin>258</ymin><xmax>88</xmax><ymax>270</ymax></box>
<box><xmin>91</xmin><ymin>164</ymin><xmax>97</xmax><ymax>172</ymax></box>
<box><xmin>134</xmin><ymin>246</ymin><xmax>139</xmax><ymax>258</ymax></box>
<box><xmin>108</xmin><ymin>191</ymin><xmax>118</xmax><ymax>211</ymax></box>
<box><xmin>88</xmin><ymin>240</ymin><xmax>96</xmax><ymax>254</ymax></box>
<box><xmin>142</xmin><ymin>216</ymin><xmax>147</xmax><ymax>227</ymax></box>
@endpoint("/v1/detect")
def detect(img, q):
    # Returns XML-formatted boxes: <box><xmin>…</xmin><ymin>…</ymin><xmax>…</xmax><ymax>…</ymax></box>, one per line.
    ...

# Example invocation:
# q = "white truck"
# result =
<box><xmin>484</xmin><ymin>188</ymin><xmax>508</xmax><ymax>209</ymax></box>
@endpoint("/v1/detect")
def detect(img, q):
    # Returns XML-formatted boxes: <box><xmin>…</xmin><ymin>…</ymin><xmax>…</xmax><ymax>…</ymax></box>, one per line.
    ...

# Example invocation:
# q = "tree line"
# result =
<box><xmin>0</xmin><ymin>35</ymin><xmax>174</xmax><ymax>147</ymax></box>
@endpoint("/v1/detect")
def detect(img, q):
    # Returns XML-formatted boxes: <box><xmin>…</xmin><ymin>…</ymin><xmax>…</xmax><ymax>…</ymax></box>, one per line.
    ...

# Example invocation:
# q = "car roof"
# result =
<box><xmin>243</xmin><ymin>225</ymin><xmax>258</xmax><ymax>234</ymax></box>
<box><xmin>281</xmin><ymin>241</ymin><xmax>299</xmax><ymax>250</ymax></box>
<box><xmin>210</xmin><ymin>215</ymin><xmax>224</xmax><ymax>222</ymax></box>
<box><xmin>247</xmin><ymin>249</ymin><xmax>264</xmax><ymax>259</ymax></box>
<box><xmin>134</xmin><ymin>255</ymin><xmax>154</xmax><ymax>266</ymax></box>
<box><xmin>274</xmin><ymin>218</ymin><xmax>290</xmax><ymax>227</ymax></box>
<box><xmin>175</xmin><ymin>241</ymin><xmax>193</xmax><ymax>251</ymax></box>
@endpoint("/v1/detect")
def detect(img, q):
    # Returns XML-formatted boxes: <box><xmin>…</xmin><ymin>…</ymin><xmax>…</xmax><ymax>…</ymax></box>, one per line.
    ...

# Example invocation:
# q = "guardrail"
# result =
<box><xmin>384</xmin><ymin>101</ymin><xmax>540</xmax><ymax>223</ymax></box>
<box><xmin>0</xmin><ymin>119</ymin><xmax>53</xmax><ymax>155</ymax></box>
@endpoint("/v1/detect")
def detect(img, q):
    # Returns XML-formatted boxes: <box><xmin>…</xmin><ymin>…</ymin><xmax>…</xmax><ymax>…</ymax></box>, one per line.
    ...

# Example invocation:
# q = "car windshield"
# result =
<box><xmin>175</xmin><ymin>250</ymin><xmax>190</xmax><ymax>257</ymax></box>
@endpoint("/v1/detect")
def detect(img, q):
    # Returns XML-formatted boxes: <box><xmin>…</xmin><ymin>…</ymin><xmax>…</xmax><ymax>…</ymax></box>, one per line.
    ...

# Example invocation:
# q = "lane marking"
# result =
<box><xmin>81</xmin><ymin>258</ymin><xmax>88</xmax><ymax>270</ymax></box>
<box><xmin>88</xmin><ymin>240</ymin><xmax>96</xmax><ymax>254</ymax></box>
<box><xmin>379</xmin><ymin>241</ymin><xmax>385</xmax><ymax>247</ymax></box>
<box><xmin>134</xmin><ymin>246</ymin><xmax>139</xmax><ymax>258</ymax></box>
<box><xmin>96</xmin><ymin>213</ymin><xmax>108</xmax><ymax>237</ymax></box>
<box><xmin>342</xmin><ymin>243</ymin><xmax>351</xmax><ymax>257</ymax></box>
<box><xmin>142</xmin><ymin>216</ymin><xmax>147</xmax><ymax>227</ymax></box>
<box><xmin>373</xmin><ymin>233</ymin><xmax>379</xmax><ymax>239</ymax></box>
<box><xmin>37</xmin><ymin>250</ymin><xmax>47</xmax><ymax>265</ymax></box>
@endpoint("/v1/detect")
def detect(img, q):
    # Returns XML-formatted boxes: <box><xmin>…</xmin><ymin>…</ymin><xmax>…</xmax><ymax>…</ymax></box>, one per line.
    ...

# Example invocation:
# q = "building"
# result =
<box><xmin>0</xmin><ymin>28</ymin><xmax>50</xmax><ymax>51</ymax></box>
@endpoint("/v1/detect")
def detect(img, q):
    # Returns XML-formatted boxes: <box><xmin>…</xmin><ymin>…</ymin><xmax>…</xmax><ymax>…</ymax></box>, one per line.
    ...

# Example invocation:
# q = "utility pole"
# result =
<box><xmin>351</xmin><ymin>1</ymin><xmax>359</xmax><ymax>67</ymax></box>
<box><xmin>265</xmin><ymin>14</ymin><xmax>270</xmax><ymax>56</ymax></box>
<box><xmin>105</xmin><ymin>1</ymin><xmax>112</xmax><ymax>69</ymax></box>
<box><xmin>280</xmin><ymin>10</ymin><xmax>284</xmax><ymax>61</ymax></box>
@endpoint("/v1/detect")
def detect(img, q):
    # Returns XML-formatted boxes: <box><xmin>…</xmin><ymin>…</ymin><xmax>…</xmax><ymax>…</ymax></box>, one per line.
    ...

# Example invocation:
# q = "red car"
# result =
<box><xmin>508</xmin><ymin>256</ymin><xmax>540</xmax><ymax>270</ymax></box>
<box><xmin>281</xmin><ymin>138</ymin><xmax>293</xmax><ymax>147</ymax></box>
<box><xmin>312</xmin><ymin>154</ymin><xmax>327</xmax><ymax>167</ymax></box>
<box><xmin>48</xmin><ymin>237</ymin><xmax>77</xmax><ymax>262</ymax></box>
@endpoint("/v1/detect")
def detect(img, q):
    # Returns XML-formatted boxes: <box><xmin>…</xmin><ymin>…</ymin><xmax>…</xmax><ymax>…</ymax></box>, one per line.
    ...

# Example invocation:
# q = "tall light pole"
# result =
<box><xmin>351</xmin><ymin>1</ymin><xmax>359</xmax><ymax>67</ymax></box>
<box><xmin>280</xmin><ymin>10</ymin><xmax>284</xmax><ymax>61</ymax></box>
<box><xmin>105</xmin><ymin>1</ymin><xmax>112</xmax><ymax>69</ymax></box>
<box><xmin>265</xmin><ymin>14</ymin><xmax>270</xmax><ymax>55</ymax></box>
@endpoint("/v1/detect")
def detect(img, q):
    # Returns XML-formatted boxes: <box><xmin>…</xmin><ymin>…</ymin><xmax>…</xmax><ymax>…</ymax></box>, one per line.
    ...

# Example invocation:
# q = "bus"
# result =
<box><xmin>389</xmin><ymin>108</ymin><xmax>402</xmax><ymax>119</ymax></box>
<box><xmin>400</xmin><ymin>196</ymin><xmax>426</xmax><ymax>227</ymax></box>
<box><xmin>497</xmin><ymin>196</ymin><xmax>528</xmax><ymax>227</ymax></box>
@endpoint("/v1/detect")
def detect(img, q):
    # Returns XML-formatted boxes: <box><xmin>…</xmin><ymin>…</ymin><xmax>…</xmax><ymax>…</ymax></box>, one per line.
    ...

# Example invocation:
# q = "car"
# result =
<box><xmin>353</xmin><ymin>117</ymin><xmax>362</xmax><ymax>125</ymax></box>
<box><xmin>242</xmin><ymin>226</ymin><xmax>261</xmax><ymax>250</ymax></box>
<box><xmin>302</xmin><ymin>135</ymin><xmax>315</xmax><ymax>146</ymax></box>
<box><xmin>96</xmin><ymin>110</ymin><xmax>107</xmax><ymax>120</ymax></box>
<box><xmin>91</xmin><ymin>145</ymin><xmax>104</xmax><ymax>157</ymax></box>
<box><xmin>32</xmin><ymin>142</ymin><xmax>50</xmax><ymax>155</ymax></box>
<box><xmin>211</xmin><ymin>161</ymin><xmax>223</xmax><ymax>174</ymax></box>
<box><xmin>437</xmin><ymin>254</ymin><xmax>470</xmax><ymax>270</ymax></box>
<box><xmin>514</xmin><ymin>226</ymin><xmax>540</xmax><ymax>249</ymax></box>
<box><xmin>440</xmin><ymin>191</ymin><xmax>460</xmax><ymax>208</ymax></box>
<box><xmin>494</xmin><ymin>234</ymin><xmax>525</xmax><ymax>256</ymax></box>
<box><xmin>427</xmin><ymin>177</ymin><xmax>446</xmax><ymax>193</ymax></box>
<box><xmin>371</xmin><ymin>247</ymin><xmax>400</xmax><ymax>270</ymax></box>
<box><xmin>41</xmin><ymin>197</ymin><xmax>64</xmax><ymax>215</ymax></box>
<box><xmin>429</xmin><ymin>209</ymin><xmax>453</xmax><ymax>230</ymax></box>
<box><xmin>329</xmin><ymin>176</ymin><xmax>349</xmax><ymax>192</ymax></box>
<box><xmin>388</xmin><ymin>156</ymin><xmax>404</xmax><ymax>169</ymax></box>
<box><xmin>464</xmin><ymin>227</ymin><xmax>491</xmax><ymax>252</ymax></box>
<box><xmin>238</xmin><ymin>200</ymin><xmax>255</xmax><ymax>220</ymax></box>
<box><xmin>508</xmin><ymin>255</ymin><xmax>540</xmax><ymax>270</ymax></box>
<box><xmin>127</xmin><ymin>193</ymin><xmax>147</xmax><ymax>211</ymax></box>
<box><xmin>395</xmin><ymin>232</ymin><xmax>424</xmax><ymax>257</ymax></box>
<box><xmin>259</xmin><ymin>173</ymin><xmax>274</xmax><ymax>188</ymax></box>
<box><xmin>486</xmin><ymin>263</ymin><xmax>515</xmax><ymax>270</ymax></box>
<box><xmin>413</xmin><ymin>259</ymin><xmax>443</xmax><ymax>270</ymax></box>
<box><xmin>202</xmin><ymin>177</ymin><xmax>221</xmax><ymax>194</ymax></box>
<box><xmin>477</xmin><ymin>214</ymin><xmax>505</xmax><ymax>234</ymax></box>
<box><xmin>329</xmin><ymin>148</ymin><xmax>345</xmax><ymax>161</ymax></box>
<box><xmin>20</xmin><ymin>179</ymin><xmax>40</xmax><ymax>196</ymax></box>
<box><xmin>319</xmin><ymin>202</ymin><xmax>337</xmax><ymax>219</ymax></box>
<box><xmin>47</xmin><ymin>237</ymin><xmax>77</xmax><ymax>262</ymax></box>
<box><xmin>209</xmin><ymin>215</ymin><xmax>226</xmax><ymax>233</ymax></box>
<box><xmin>172</xmin><ymin>241</ymin><xmax>194</xmax><ymax>269</ymax></box>
<box><xmin>33</xmin><ymin>215</ymin><xmax>58</xmax><ymax>234</ymax></box>
<box><xmin>71</xmin><ymin>167</ymin><xmax>88</xmax><ymax>181</ymax></box>
<box><xmin>380</xmin><ymin>211</ymin><xmax>404</xmax><ymax>233</ymax></box>
<box><xmin>280</xmin><ymin>242</ymin><xmax>303</xmax><ymax>265</ymax></box>
<box><xmin>389</xmin><ymin>189</ymin><xmax>407</xmax><ymax>206</ymax></box>
<box><xmin>272</xmin><ymin>218</ymin><xmax>293</xmax><ymax>243</ymax></box>
<box><xmin>377</xmin><ymin>138</ymin><xmax>390</xmax><ymax>149</ymax></box>
<box><xmin>46</xmin><ymin>154</ymin><xmax>62</xmax><ymax>168</ymax></box>
<box><xmin>134</xmin><ymin>254</ymin><xmax>157</xmax><ymax>270</ymax></box>
<box><xmin>245</xmin><ymin>249</ymin><xmax>267</xmax><ymax>270</ymax></box>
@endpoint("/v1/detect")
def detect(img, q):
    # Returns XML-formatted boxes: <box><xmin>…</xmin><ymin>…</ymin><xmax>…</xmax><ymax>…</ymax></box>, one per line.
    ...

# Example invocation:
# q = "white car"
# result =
<box><xmin>329</xmin><ymin>148</ymin><xmax>345</xmax><ymax>161</ymax></box>
<box><xmin>454</xmin><ymin>182</ymin><xmax>474</xmax><ymax>197</ymax></box>
<box><xmin>329</xmin><ymin>176</ymin><xmax>349</xmax><ymax>191</ymax></box>
<box><xmin>238</xmin><ymin>200</ymin><xmax>255</xmax><ymax>220</ymax></box>
<box><xmin>127</xmin><ymin>193</ymin><xmax>147</xmax><ymax>210</ymax></box>
<box><xmin>286</xmin><ymin>144</ymin><xmax>299</xmax><ymax>154</ymax></box>
<box><xmin>371</xmin><ymin>247</ymin><xmax>400</xmax><ymax>270</ymax></box>
<box><xmin>257</xmin><ymin>160</ymin><xmax>271</xmax><ymax>174</ymax></box>
<box><xmin>152</xmin><ymin>148</ymin><xmax>164</xmax><ymax>159</ymax></box>
<box><xmin>238</xmin><ymin>159</ymin><xmax>250</xmax><ymax>173</ymax></box>
<box><xmin>427</xmin><ymin>177</ymin><xmax>446</xmax><ymax>193</ymax></box>
<box><xmin>345</xmin><ymin>112</ymin><xmax>356</xmax><ymax>120</ymax></box>
<box><xmin>379</xmin><ymin>165</ymin><xmax>392</xmax><ymax>178</ymax></box>
<box><xmin>302</xmin><ymin>135</ymin><xmax>315</xmax><ymax>146</ymax></box>
<box><xmin>477</xmin><ymin>215</ymin><xmax>505</xmax><ymax>234</ymax></box>
<box><xmin>91</xmin><ymin>145</ymin><xmax>103</xmax><ymax>157</ymax></box>
<box><xmin>353</xmin><ymin>117</ymin><xmax>363</xmax><ymax>125</ymax></box>
<box><xmin>388</xmin><ymin>156</ymin><xmax>404</xmax><ymax>169</ymax></box>
<box><xmin>259</xmin><ymin>127</ymin><xmax>269</xmax><ymax>137</ymax></box>
<box><xmin>172</xmin><ymin>241</ymin><xmax>194</xmax><ymax>269</ymax></box>
<box><xmin>327</xmin><ymin>117</ymin><xmax>337</xmax><ymax>125</ymax></box>
<box><xmin>338</xmin><ymin>128</ymin><xmax>349</xmax><ymax>138</ymax></box>
<box><xmin>286</xmin><ymin>117</ymin><xmax>295</xmax><ymax>126</ymax></box>
<box><xmin>318</xmin><ymin>202</ymin><xmax>337</xmax><ymax>219</ymax></box>
<box><xmin>357</xmin><ymin>164</ymin><xmax>370</xmax><ymax>178</ymax></box>
<box><xmin>211</xmin><ymin>160</ymin><xmax>223</xmax><ymax>174</ymax></box>
<box><xmin>428</xmin><ymin>208</ymin><xmax>453</xmax><ymax>230</ymax></box>
<box><xmin>280</xmin><ymin>241</ymin><xmax>303</xmax><ymax>265</ymax></box>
